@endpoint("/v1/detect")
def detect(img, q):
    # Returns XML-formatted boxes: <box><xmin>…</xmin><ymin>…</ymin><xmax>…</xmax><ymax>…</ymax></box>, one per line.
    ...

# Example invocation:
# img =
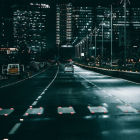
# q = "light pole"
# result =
<box><xmin>111</xmin><ymin>4</ymin><xmax>113</xmax><ymax>67</ymax></box>
<box><xmin>101</xmin><ymin>5</ymin><xmax>119</xmax><ymax>67</ymax></box>
<box><xmin>95</xmin><ymin>30</ymin><xmax>97</xmax><ymax>57</ymax></box>
<box><xmin>86</xmin><ymin>36</ymin><xmax>89</xmax><ymax>59</ymax></box>
<box><xmin>90</xmin><ymin>33</ymin><xmax>92</xmax><ymax>58</ymax></box>
<box><xmin>80</xmin><ymin>42</ymin><xmax>82</xmax><ymax>59</ymax></box>
<box><xmin>83</xmin><ymin>40</ymin><xmax>85</xmax><ymax>59</ymax></box>
<box><xmin>102</xmin><ymin>19</ymin><xmax>104</xmax><ymax>59</ymax></box>
<box><xmin>124</xmin><ymin>0</ymin><xmax>126</xmax><ymax>66</ymax></box>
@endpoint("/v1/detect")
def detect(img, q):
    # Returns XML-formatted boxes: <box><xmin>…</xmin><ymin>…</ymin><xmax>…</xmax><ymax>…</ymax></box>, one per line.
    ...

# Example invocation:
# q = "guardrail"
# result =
<box><xmin>75</xmin><ymin>63</ymin><xmax>140</xmax><ymax>83</ymax></box>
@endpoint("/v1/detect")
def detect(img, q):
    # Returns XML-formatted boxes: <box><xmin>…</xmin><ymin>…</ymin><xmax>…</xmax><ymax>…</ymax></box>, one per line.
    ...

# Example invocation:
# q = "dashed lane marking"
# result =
<box><xmin>88</xmin><ymin>106</ymin><xmax>108</xmax><ymax>113</ymax></box>
<box><xmin>0</xmin><ymin>65</ymin><xmax>51</xmax><ymax>89</ymax></box>
<box><xmin>23</xmin><ymin>108</ymin><xmax>44</xmax><ymax>116</ymax></box>
<box><xmin>58</xmin><ymin>107</ymin><xmax>75</xmax><ymax>114</ymax></box>
<box><xmin>116</xmin><ymin>99</ymin><xmax>124</xmax><ymax>103</ymax></box>
<box><xmin>8</xmin><ymin>123</ymin><xmax>21</xmax><ymax>135</ymax></box>
<box><xmin>117</xmin><ymin>106</ymin><xmax>138</xmax><ymax>113</ymax></box>
<box><xmin>76</xmin><ymin>72</ymin><xmax>126</xmax><ymax>104</ymax></box>
<box><xmin>0</xmin><ymin>109</ymin><xmax>14</xmax><ymax>116</ymax></box>
<box><xmin>32</xmin><ymin>101</ymin><xmax>38</xmax><ymax>106</ymax></box>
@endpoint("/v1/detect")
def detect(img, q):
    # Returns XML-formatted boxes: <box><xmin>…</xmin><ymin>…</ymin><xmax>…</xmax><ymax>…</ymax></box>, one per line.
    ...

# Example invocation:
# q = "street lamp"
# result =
<box><xmin>100</xmin><ymin>4</ymin><xmax>120</xmax><ymax>67</ymax></box>
<box><xmin>93</xmin><ymin>27</ymin><xmax>98</xmax><ymax>58</ymax></box>
<box><xmin>95</xmin><ymin>30</ymin><xmax>97</xmax><ymax>57</ymax></box>
<box><xmin>124</xmin><ymin>0</ymin><xmax>126</xmax><ymax>66</ymax></box>
<box><xmin>111</xmin><ymin>4</ymin><xmax>113</xmax><ymax>67</ymax></box>
<box><xmin>101</xmin><ymin>19</ymin><xmax>106</xmax><ymax>59</ymax></box>
<box><xmin>86</xmin><ymin>35</ymin><xmax>89</xmax><ymax>59</ymax></box>
<box><xmin>90</xmin><ymin>33</ymin><xmax>93</xmax><ymax>58</ymax></box>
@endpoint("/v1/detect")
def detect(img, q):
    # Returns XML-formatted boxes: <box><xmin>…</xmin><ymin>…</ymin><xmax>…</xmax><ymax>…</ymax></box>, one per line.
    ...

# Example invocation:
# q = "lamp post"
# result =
<box><xmin>124</xmin><ymin>0</ymin><xmax>126</xmax><ymax>66</ymax></box>
<box><xmin>101</xmin><ymin>5</ymin><xmax>118</xmax><ymax>67</ymax></box>
<box><xmin>86</xmin><ymin>36</ymin><xmax>89</xmax><ymax>59</ymax></box>
<box><xmin>83</xmin><ymin>40</ymin><xmax>85</xmax><ymax>59</ymax></box>
<box><xmin>102</xmin><ymin>19</ymin><xmax>104</xmax><ymax>59</ymax></box>
<box><xmin>90</xmin><ymin>33</ymin><xmax>92</xmax><ymax>58</ymax></box>
<box><xmin>111</xmin><ymin>4</ymin><xmax>113</xmax><ymax>67</ymax></box>
<box><xmin>95</xmin><ymin>30</ymin><xmax>97</xmax><ymax>57</ymax></box>
<box><xmin>80</xmin><ymin>42</ymin><xmax>82</xmax><ymax>59</ymax></box>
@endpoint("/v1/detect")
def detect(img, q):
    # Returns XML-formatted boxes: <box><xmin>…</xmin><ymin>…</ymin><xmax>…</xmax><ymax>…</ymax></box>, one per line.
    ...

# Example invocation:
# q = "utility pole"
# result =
<box><xmin>80</xmin><ymin>43</ymin><xmax>82</xmax><ymax>59</ymax></box>
<box><xmin>86</xmin><ymin>36</ymin><xmax>88</xmax><ymax>59</ymax></box>
<box><xmin>111</xmin><ymin>5</ymin><xmax>113</xmax><ymax>67</ymax></box>
<box><xmin>95</xmin><ymin>30</ymin><xmax>96</xmax><ymax>57</ymax></box>
<box><xmin>78</xmin><ymin>44</ymin><xmax>79</xmax><ymax>58</ymax></box>
<box><xmin>124</xmin><ymin>0</ymin><xmax>126</xmax><ymax>66</ymax></box>
<box><xmin>90</xmin><ymin>34</ymin><xmax>92</xmax><ymax>58</ymax></box>
<box><xmin>102</xmin><ymin>19</ymin><xmax>104</xmax><ymax>58</ymax></box>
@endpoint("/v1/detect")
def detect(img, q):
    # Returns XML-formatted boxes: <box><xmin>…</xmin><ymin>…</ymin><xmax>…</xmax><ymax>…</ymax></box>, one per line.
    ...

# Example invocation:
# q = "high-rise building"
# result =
<box><xmin>56</xmin><ymin>3</ymin><xmax>73</xmax><ymax>47</ymax></box>
<box><xmin>56</xmin><ymin>3</ymin><xmax>140</xmax><ymax>49</ymax></box>
<box><xmin>56</xmin><ymin>3</ymin><xmax>94</xmax><ymax>47</ymax></box>
<box><xmin>12</xmin><ymin>2</ymin><xmax>50</xmax><ymax>59</ymax></box>
<box><xmin>0</xmin><ymin>2</ymin><xmax>6</xmax><ymax>48</ymax></box>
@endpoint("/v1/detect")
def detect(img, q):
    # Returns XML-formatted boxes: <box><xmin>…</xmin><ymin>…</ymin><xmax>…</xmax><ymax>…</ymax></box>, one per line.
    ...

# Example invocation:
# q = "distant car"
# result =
<box><xmin>64</xmin><ymin>64</ymin><xmax>74</xmax><ymax>73</ymax></box>
<box><xmin>88</xmin><ymin>62</ymin><xmax>94</xmax><ymax>66</ymax></box>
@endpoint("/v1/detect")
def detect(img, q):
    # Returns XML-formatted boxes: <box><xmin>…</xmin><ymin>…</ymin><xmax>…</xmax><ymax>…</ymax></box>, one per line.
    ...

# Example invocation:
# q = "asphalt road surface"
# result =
<box><xmin>0</xmin><ymin>64</ymin><xmax>140</xmax><ymax>140</ymax></box>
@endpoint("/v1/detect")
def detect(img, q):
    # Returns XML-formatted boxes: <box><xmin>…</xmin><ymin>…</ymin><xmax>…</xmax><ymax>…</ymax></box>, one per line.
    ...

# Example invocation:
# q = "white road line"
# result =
<box><xmin>32</xmin><ymin>101</ymin><xmax>37</xmax><ymax>106</ymax></box>
<box><xmin>108</xmin><ymin>93</ymin><xmax>112</xmax><ymax>97</ymax></box>
<box><xmin>8</xmin><ymin>123</ymin><xmax>21</xmax><ymax>135</ymax></box>
<box><xmin>31</xmin><ymin>66</ymin><xmax>59</xmax><ymax>107</ymax></box>
<box><xmin>77</xmin><ymin>73</ymin><xmax>102</xmax><ymax>90</ymax></box>
<box><xmin>116</xmin><ymin>99</ymin><xmax>123</xmax><ymax>103</ymax></box>
<box><xmin>1</xmin><ymin>66</ymin><xmax>51</xmax><ymax>89</ymax></box>
<box><xmin>37</xmin><ymin>96</ymin><xmax>42</xmax><ymax>99</ymax></box>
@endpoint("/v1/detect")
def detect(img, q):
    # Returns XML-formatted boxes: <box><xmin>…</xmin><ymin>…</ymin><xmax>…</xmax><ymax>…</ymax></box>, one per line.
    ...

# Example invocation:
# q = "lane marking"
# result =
<box><xmin>37</xmin><ymin>96</ymin><xmax>42</xmax><ymax>99</ymax></box>
<box><xmin>58</xmin><ymin>107</ymin><xmax>75</xmax><ymax>114</ymax></box>
<box><xmin>77</xmin><ymin>74</ymin><xmax>103</xmax><ymax>91</ymax></box>
<box><xmin>31</xmin><ymin>66</ymin><xmax>59</xmax><ymax>106</ymax></box>
<box><xmin>23</xmin><ymin>108</ymin><xmax>44</xmax><ymax>116</ymax></box>
<box><xmin>0</xmin><ymin>65</ymin><xmax>51</xmax><ymax>89</ymax></box>
<box><xmin>108</xmin><ymin>93</ymin><xmax>112</xmax><ymax>97</ymax></box>
<box><xmin>8</xmin><ymin>123</ymin><xmax>21</xmax><ymax>135</ymax></box>
<box><xmin>32</xmin><ymin>101</ymin><xmax>37</xmax><ymax>106</ymax></box>
<box><xmin>76</xmin><ymin>71</ymin><xmax>126</xmax><ymax>105</ymax></box>
<box><xmin>116</xmin><ymin>99</ymin><xmax>123</xmax><ymax>103</ymax></box>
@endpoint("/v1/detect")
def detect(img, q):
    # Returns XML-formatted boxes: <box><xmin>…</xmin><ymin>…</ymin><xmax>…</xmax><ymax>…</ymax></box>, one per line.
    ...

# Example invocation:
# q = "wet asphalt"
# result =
<box><xmin>0</xmin><ymin>64</ymin><xmax>140</xmax><ymax>140</ymax></box>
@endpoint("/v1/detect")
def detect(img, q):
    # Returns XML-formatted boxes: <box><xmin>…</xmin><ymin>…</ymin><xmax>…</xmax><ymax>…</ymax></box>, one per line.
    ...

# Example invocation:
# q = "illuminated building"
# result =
<box><xmin>56</xmin><ymin>3</ymin><xmax>140</xmax><ymax>50</ymax></box>
<box><xmin>56</xmin><ymin>3</ymin><xmax>73</xmax><ymax>47</ymax></box>
<box><xmin>12</xmin><ymin>2</ymin><xmax>50</xmax><ymax>57</ymax></box>
<box><xmin>56</xmin><ymin>3</ymin><xmax>94</xmax><ymax>48</ymax></box>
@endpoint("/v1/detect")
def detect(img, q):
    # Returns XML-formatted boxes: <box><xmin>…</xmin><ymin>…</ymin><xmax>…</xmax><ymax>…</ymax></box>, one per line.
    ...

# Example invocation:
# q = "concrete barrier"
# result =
<box><xmin>75</xmin><ymin>63</ymin><xmax>140</xmax><ymax>83</ymax></box>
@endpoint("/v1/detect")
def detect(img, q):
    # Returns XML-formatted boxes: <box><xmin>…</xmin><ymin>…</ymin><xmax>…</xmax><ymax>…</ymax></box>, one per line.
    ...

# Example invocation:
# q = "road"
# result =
<box><xmin>0</xmin><ymin>64</ymin><xmax>140</xmax><ymax>140</ymax></box>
